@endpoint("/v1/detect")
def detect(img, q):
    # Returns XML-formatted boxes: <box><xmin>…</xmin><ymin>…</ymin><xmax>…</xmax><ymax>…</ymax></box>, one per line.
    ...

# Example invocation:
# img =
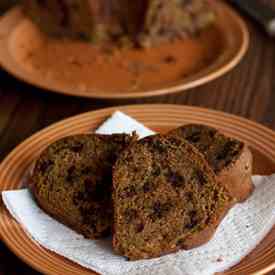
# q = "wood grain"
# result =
<box><xmin>0</xmin><ymin>1</ymin><xmax>275</xmax><ymax>274</ymax></box>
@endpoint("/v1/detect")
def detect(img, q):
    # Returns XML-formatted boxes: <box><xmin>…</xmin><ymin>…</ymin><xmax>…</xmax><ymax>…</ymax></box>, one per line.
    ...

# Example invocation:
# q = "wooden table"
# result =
<box><xmin>1</xmin><ymin>2</ymin><xmax>275</xmax><ymax>275</ymax></box>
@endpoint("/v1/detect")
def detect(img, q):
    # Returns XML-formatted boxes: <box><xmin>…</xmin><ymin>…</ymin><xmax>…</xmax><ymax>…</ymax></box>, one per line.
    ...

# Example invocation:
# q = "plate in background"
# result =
<box><xmin>0</xmin><ymin>1</ymin><xmax>249</xmax><ymax>99</ymax></box>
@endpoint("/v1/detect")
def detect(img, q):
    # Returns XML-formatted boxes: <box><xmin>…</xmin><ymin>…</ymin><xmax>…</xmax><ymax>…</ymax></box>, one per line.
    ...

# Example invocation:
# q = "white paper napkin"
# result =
<box><xmin>2</xmin><ymin>111</ymin><xmax>275</xmax><ymax>275</ymax></box>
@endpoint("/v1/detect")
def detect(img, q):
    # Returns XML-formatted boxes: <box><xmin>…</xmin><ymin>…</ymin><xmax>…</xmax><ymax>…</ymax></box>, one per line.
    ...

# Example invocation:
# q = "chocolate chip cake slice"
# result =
<box><xmin>31</xmin><ymin>133</ymin><xmax>136</xmax><ymax>239</ymax></box>
<box><xmin>112</xmin><ymin>135</ymin><xmax>233</xmax><ymax>260</ymax></box>
<box><xmin>23</xmin><ymin>0</ymin><xmax>215</xmax><ymax>47</ymax></box>
<box><xmin>168</xmin><ymin>124</ymin><xmax>253</xmax><ymax>202</ymax></box>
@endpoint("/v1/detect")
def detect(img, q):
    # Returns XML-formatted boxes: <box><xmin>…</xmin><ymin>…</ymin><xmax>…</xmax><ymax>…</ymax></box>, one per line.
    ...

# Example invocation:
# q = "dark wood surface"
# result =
<box><xmin>1</xmin><ymin>1</ymin><xmax>275</xmax><ymax>274</ymax></box>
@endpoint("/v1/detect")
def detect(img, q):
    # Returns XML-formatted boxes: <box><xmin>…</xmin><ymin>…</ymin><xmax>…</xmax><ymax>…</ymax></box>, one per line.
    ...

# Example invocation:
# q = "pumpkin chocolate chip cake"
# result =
<box><xmin>112</xmin><ymin>135</ymin><xmax>234</xmax><ymax>260</ymax></box>
<box><xmin>167</xmin><ymin>124</ymin><xmax>253</xmax><ymax>202</ymax></box>
<box><xmin>31</xmin><ymin>133</ymin><xmax>136</xmax><ymax>239</ymax></box>
<box><xmin>23</xmin><ymin>0</ymin><xmax>215</xmax><ymax>47</ymax></box>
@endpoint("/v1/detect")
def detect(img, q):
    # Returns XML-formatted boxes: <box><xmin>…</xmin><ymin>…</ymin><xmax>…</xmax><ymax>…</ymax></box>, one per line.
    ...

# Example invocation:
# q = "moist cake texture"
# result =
<box><xmin>31</xmin><ymin>133</ymin><xmax>136</xmax><ymax>239</ymax></box>
<box><xmin>112</xmin><ymin>135</ymin><xmax>233</xmax><ymax>260</ymax></box>
<box><xmin>168</xmin><ymin>124</ymin><xmax>253</xmax><ymax>202</ymax></box>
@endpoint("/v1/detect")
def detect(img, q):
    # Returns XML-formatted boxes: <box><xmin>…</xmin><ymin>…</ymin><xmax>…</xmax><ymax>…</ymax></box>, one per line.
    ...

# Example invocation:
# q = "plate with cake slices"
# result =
<box><xmin>0</xmin><ymin>105</ymin><xmax>275</xmax><ymax>275</ymax></box>
<box><xmin>0</xmin><ymin>0</ymin><xmax>248</xmax><ymax>99</ymax></box>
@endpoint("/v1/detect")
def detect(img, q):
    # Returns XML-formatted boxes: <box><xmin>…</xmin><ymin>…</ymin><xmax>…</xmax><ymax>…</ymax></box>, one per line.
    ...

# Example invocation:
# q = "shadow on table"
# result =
<box><xmin>0</xmin><ymin>1</ymin><xmax>19</xmax><ymax>14</ymax></box>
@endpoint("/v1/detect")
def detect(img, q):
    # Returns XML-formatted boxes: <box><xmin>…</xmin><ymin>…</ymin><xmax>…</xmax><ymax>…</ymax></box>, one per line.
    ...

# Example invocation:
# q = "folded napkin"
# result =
<box><xmin>2</xmin><ymin>111</ymin><xmax>275</xmax><ymax>275</ymax></box>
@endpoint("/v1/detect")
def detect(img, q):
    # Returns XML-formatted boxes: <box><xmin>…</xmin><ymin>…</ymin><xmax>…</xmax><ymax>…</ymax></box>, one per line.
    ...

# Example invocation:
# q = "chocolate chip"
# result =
<box><xmin>185</xmin><ymin>210</ymin><xmax>198</xmax><ymax>229</ymax></box>
<box><xmin>216</xmin><ymin>140</ymin><xmax>239</xmax><ymax>161</ymax></box>
<box><xmin>167</xmin><ymin>171</ymin><xmax>185</xmax><ymax>187</ymax></box>
<box><xmin>209</xmin><ymin>130</ymin><xmax>216</xmax><ymax>138</ymax></box>
<box><xmin>176</xmin><ymin>239</ymin><xmax>185</xmax><ymax>247</ymax></box>
<box><xmin>153</xmin><ymin>167</ymin><xmax>161</xmax><ymax>176</ymax></box>
<box><xmin>213</xmin><ymin>190</ymin><xmax>219</xmax><ymax>200</ymax></box>
<box><xmin>124</xmin><ymin>209</ymin><xmax>138</xmax><ymax>223</ymax></box>
<box><xmin>66</xmin><ymin>166</ymin><xmax>76</xmax><ymax>183</ymax></box>
<box><xmin>143</xmin><ymin>182</ymin><xmax>153</xmax><ymax>193</ymax></box>
<box><xmin>71</xmin><ymin>143</ymin><xmax>84</xmax><ymax>153</ymax></box>
<box><xmin>136</xmin><ymin>223</ymin><xmax>144</xmax><ymax>233</ymax></box>
<box><xmin>39</xmin><ymin>160</ymin><xmax>54</xmax><ymax>174</ymax></box>
<box><xmin>152</xmin><ymin>139</ymin><xmax>167</xmax><ymax>153</ymax></box>
<box><xmin>84</xmin><ymin>179</ymin><xmax>106</xmax><ymax>202</ymax></box>
<box><xmin>121</xmin><ymin>185</ymin><xmax>137</xmax><ymax>198</ymax></box>
<box><xmin>189</xmin><ymin>210</ymin><xmax>197</xmax><ymax>219</ymax></box>
<box><xmin>84</xmin><ymin>178</ymin><xmax>94</xmax><ymax>186</ymax></box>
<box><xmin>91</xmin><ymin>185</ymin><xmax>106</xmax><ymax>201</ymax></box>
<box><xmin>73</xmin><ymin>191</ymin><xmax>85</xmax><ymax>205</ymax></box>
<box><xmin>81</xmin><ymin>167</ymin><xmax>91</xmax><ymax>175</ymax></box>
<box><xmin>100</xmin><ymin>228</ymin><xmax>111</xmax><ymax>237</ymax></box>
<box><xmin>169</xmin><ymin>137</ymin><xmax>182</xmax><ymax>146</ymax></box>
<box><xmin>151</xmin><ymin>202</ymin><xmax>172</xmax><ymax>220</ymax></box>
<box><xmin>192</xmin><ymin>169</ymin><xmax>207</xmax><ymax>185</ymax></box>
<box><xmin>186</xmin><ymin>132</ymin><xmax>201</xmax><ymax>143</ymax></box>
<box><xmin>80</xmin><ymin>206</ymin><xmax>99</xmax><ymax>225</ymax></box>
<box><xmin>186</xmin><ymin>192</ymin><xmax>193</xmax><ymax>201</ymax></box>
<box><xmin>225</xmin><ymin>159</ymin><xmax>232</xmax><ymax>167</ymax></box>
<box><xmin>84</xmin><ymin>178</ymin><xmax>95</xmax><ymax>194</ymax></box>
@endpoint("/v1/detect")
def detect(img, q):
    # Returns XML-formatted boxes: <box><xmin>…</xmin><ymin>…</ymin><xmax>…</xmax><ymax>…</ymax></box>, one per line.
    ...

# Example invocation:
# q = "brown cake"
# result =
<box><xmin>167</xmin><ymin>124</ymin><xmax>253</xmax><ymax>202</ymax></box>
<box><xmin>112</xmin><ymin>135</ymin><xmax>234</xmax><ymax>260</ymax></box>
<box><xmin>139</xmin><ymin>0</ymin><xmax>216</xmax><ymax>48</ymax></box>
<box><xmin>31</xmin><ymin>133</ymin><xmax>136</xmax><ymax>239</ymax></box>
<box><xmin>23</xmin><ymin>0</ymin><xmax>215</xmax><ymax>47</ymax></box>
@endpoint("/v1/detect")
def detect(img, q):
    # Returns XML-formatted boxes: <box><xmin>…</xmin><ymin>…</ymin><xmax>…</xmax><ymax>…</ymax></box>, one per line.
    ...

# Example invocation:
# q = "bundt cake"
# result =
<box><xmin>112</xmin><ymin>135</ymin><xmax>234</xmax><ymax>260</ymax></box>
<box><xmin>23</xmin><ymin>0</ymin><xmax>215</xmax><ymax>47</ymax></box>
<box><xmin>31</xmin><ymin>133</ymin><xmax>137</xmax><ymax>239</ymax></box>
<box><xmin>167</xmin><ymin>124</ymin><xmax>253</xmax><ymax>202</ymax></box>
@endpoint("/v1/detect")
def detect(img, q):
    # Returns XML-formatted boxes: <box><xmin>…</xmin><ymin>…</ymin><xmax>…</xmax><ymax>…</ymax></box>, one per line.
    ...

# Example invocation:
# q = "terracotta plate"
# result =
<box><xmin>0</xmin><ymin>104</ymin><xmax>275</xmax><ymax>274</ymax></box>
<box><xmin>0</xmin><ymin>2</ymin><xmax>249</xmax><ymax>99</ymax></box>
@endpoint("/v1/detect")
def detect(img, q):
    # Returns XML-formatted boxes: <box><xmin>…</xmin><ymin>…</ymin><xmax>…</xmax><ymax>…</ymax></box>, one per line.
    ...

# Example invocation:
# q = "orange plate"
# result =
<box><xmin>0</xmin><ymin>2</ymin><xmax>249</xmax><ymax>99</ymax></box>
<box><xmin>0</xmin><ymin>105</ymin><xmax>275</xmax><ymax>275</ymax></box>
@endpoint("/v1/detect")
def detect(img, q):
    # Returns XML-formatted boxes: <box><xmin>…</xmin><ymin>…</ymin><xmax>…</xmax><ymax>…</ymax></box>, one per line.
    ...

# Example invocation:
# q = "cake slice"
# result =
<box><xmin>112</xmin><ymin>135</ymin><xmax>233</xmax><ymax>260</ymax></box>
<box><xmin>139</xmin><ymin>0</ymin><xmax>215</xmax><ymax>47</ymax></box>
<box><xmin>31</xmin><ymin>133</ymin><xmax>136</xmax><ymax>239</ymax></box>
<box><xmin>167</xmin><ymin>124</ymin><xmax>253</xmax><ymax>202</ymax></box>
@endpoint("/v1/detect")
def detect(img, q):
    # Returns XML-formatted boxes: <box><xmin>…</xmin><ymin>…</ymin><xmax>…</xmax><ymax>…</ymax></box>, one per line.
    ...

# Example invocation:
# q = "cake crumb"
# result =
<box><xmin>68</xmin><ymin>56</ymin><xmax>81</xmax><ymax>66</ymax></box>
<box><xmin>163</xmin><ymin>55</ymin><xmax>177</xmax><ymax>64</ymax></box>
